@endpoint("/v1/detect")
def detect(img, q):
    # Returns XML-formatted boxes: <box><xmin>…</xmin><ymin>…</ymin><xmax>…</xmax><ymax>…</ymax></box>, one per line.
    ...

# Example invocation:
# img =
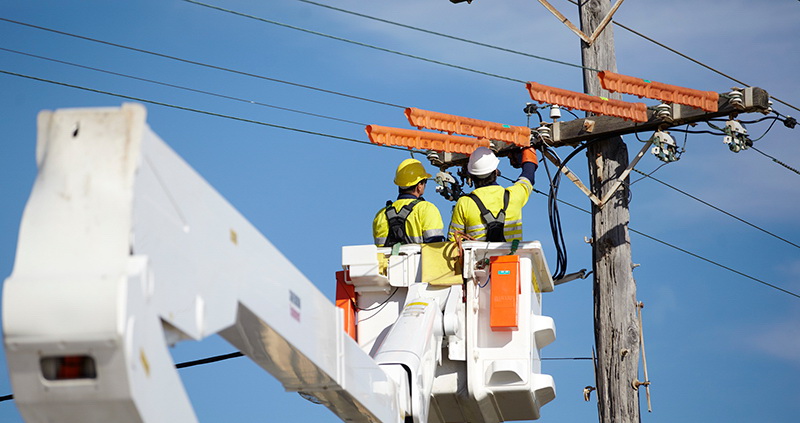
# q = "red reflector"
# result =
<box><xmin>41</xmin><ymin>355</ymin><xmax>97</xmax><ymax>380</ymax></box>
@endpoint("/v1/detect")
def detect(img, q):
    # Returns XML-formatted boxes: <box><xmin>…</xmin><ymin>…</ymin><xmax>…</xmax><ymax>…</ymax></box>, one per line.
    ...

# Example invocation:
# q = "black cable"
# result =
<box><xmin>631</xmin><ymin>169</ymin><xmax>800</xmax><ymax>250</ymax></box>
<box><xmin>540</xmin><ymin>357</ymin><xmax>593</xmax><ymax>361</ymax></box>
<box><xmin>668</xmin><ymin>128</ymin><xmax>725</xmax><ymax>136</ymax></box>
<box><xmin>184</xmin><ymin>0</ymin><xmax>525</xmax><ymax>84</ymax></box>
<box><xmin>540</xmin><ymin>148</ymin><xmax>567</xmax><ymax>281</ymax></box>
<box><xmin>356</xmin><ymin>287</ymin><xmax>399</xmax><ymax>312</ymax></box>
<box><xmin>628</xmin><ymin>228</ymin><xmax>800</xmax><ymax>300</ymax></box>
<box><xmin>175</xmin><ymin>351</ymin><xmax>244</xmax><ymax>369</ymax></box>
<box><xmin>0</xmin><ymin>47</ymin><xmax>368</xmax><ymax>127</ymax></box>
<box><xmin>750</xmin><ymin>116</ymin><xmax>780</xmax><ymax>142</ymax></box>
<box><xmin>518</xmin><ymin>139</ymin><xmax>597</xmax><ymax>281</ymax></box>
<box><xmin>559</xmin><ymin>0</ymin><xmax>800</xmax><ymax>113</ymax></box>
<box><xmin>0</xmin><ymin>69</ymin><xmax>412</xmax><ymax>153</ymax></box>
<box><xmin>629</xmin><ymin>163</ymin><xmax>666</xmax><ymax>186</ymax></box>
<box><xmin>734</xmin><ymin>116</ymin><xmax>782</xmax><ymax>125</ymax></box>
<box><xmin>0</xmin><ymin>17</ymin><xmax>405</xmax><ymax>109</ymax></box>
<box><xmin>611</xmin><ymin>21</ymin><xmax>800</xmax><ymax>114</ymax></box>
<box><xmin>291</xmin><ymin>0</ymin><xmax>597</xmax><ymax>72</ymax></box>
<box><xmin>750</xmin><ymin>146</ymin><xmax>800</xmax><ymax>176</ymax></box>
<box><xmin>0</xmin><ymin>352</ymin><xmax>249</xmax><ymax>403</ymax></box>
<box><xmin>527</xmin><ymin>188</ymin><xmax>800</xmax><ymax>299</ymax></box>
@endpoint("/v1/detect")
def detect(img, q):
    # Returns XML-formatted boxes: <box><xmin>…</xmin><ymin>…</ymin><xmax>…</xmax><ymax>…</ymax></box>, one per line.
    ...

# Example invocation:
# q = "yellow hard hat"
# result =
<box><xmin>394</xmin><ymin>158</ymin><xmax>431</xmax><ymax>187</ymax></box>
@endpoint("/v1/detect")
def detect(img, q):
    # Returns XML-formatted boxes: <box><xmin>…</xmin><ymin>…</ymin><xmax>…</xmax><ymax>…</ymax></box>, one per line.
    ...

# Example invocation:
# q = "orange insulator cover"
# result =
<box><xmin>598</xmin><ymin>71</ymin><xmax>719</xmax><ymax>112</ymax></box>
<box><xmin>489</xmin><ymin>255</ymin><xmax>520</xmax><ymax>331</ymax></box>
<box><xmin>404</xmin><ymin>107</ymin><xmax>531</xmax><ymax>147</ymax></box>
<box><xmin>335</xmin><ymin>271</ymin><xmax>357</xmax><ymax>340</ymax></box>
<box><xmin>365</xmin><ymin>125</ymin><xmax>490</xmax><ymax>154</ymax></box>
<box><xmin>526</xmin><ymin>81</ymin><xmax>649</xmax><ymax>122</ymax></box>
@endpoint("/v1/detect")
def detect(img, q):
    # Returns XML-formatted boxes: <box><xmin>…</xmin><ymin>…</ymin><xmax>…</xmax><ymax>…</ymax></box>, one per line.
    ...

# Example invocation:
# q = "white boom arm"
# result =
<box><xmin>2</xmin><ymin>104</ymin><xmax>400</xmax><ymax>423</ymax></box>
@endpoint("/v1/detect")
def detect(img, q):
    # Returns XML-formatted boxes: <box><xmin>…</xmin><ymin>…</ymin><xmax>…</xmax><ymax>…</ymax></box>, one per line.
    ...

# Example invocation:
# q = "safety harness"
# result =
<box><xmin>468</xmin><ymin>190</ymin><xmax>510</xmax><ymax>242</ymax></box>
<box><xmin>383</xmin><ymin>199</ymin><xmax>422</xmax><ymax>247</ymax></box>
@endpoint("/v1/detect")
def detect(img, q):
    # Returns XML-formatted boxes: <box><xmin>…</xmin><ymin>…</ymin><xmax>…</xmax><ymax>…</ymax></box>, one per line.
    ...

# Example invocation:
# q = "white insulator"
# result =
<box><xmin>655</xmin><ymin>103</ymin><xmax>672</xmax><ymax>121</ymax></box>
<box><xmin>536</xmin><ymin>125</ymin><xmax>552</xmax><ymax>144</ymax></box>
<box><xmin>549</xmin><ymin>105</ymin><xmax>561</xmax><ymax>120</ymax></box>
<box><xmin>728</xmin><ymin>89</ymin><xmax>745</xmax><ymax>110</ymax></box>
<box><xmin>426</xmin><ymin>150</ymin><xmax>440</xmax><ymax>164</ymax></box>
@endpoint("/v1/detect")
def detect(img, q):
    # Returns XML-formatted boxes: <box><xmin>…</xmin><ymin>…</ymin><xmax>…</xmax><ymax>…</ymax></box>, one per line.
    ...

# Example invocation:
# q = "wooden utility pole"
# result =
<box><xmin>578</xmin><ymin>1</ymin><xmax>641</xmax><ymax>422</ymax></box>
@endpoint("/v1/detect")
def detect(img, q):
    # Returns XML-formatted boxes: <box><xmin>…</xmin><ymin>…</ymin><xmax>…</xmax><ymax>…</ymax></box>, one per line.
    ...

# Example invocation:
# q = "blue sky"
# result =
<box><xmin>1</xmin><ymin>0</ymin><xmax>799</xmax><ymax>422</ymax></box>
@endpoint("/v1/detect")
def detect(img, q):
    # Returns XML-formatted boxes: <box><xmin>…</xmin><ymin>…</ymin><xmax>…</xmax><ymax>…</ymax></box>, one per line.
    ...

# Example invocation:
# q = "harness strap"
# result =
<box><xmin>468</xmin><ymin>190</ymin><xmax>510</xmax><ymax>242</ymax></box>
<box><xmin>384</xmin><ymin>199</ymin><xmax>422</xmax><ymax>247</ymax></box>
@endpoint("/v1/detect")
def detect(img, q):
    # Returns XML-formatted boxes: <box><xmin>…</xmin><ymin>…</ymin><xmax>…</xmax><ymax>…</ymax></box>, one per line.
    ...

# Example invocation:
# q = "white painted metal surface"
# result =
<box><xmin>341</xmin><ymin>241</ymin><xmax>557</xmax><ymax>422</ymax></box>
<box><xmin>3</xmin><ymin>104</ymin><xmax>400</xmax><ymax>423</ymax></box>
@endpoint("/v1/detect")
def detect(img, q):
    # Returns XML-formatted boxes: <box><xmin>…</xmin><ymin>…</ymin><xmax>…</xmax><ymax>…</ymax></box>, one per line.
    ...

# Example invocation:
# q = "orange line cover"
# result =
<box><xmin>526</xmin><ymin>81</ymin><xmax>648</xmax><ymax>122</ymax></box>
<box><xmin>598</xmin><ymin>71</ymin><xmax>719</xmax><ymax>112</ymax></box>
<box><xmin>365</xmin><ymin>125</ymin><xmax>490</xmax><ymax>154</ymax></box>
<box><xmin>405</xmin><ymin>108</ymin><xmax>531</xmax><ymax>147</ymax></box>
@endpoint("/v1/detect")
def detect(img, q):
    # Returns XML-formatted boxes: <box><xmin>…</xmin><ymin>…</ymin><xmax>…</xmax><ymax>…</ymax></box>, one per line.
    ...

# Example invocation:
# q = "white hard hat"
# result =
<box><xmin>467</xmin><ymin>146</ymin><xmax>500</xmax><ymax>178</ymax></box>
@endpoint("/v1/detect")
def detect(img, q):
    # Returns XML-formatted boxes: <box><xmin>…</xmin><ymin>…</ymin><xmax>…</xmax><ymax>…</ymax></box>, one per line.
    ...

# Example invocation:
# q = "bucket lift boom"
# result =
<box><xmin>3</xmin><ymin>104</ymin><xmax>556</xmax><ymax>423</ymax></box>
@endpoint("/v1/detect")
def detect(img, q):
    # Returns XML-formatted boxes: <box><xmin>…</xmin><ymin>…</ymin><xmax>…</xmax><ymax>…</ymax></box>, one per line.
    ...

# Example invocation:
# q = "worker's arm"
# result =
<box><xmin>510</xmin><ymin>147</ymin><xmax>538</xmax><ymax>185</ymax></box>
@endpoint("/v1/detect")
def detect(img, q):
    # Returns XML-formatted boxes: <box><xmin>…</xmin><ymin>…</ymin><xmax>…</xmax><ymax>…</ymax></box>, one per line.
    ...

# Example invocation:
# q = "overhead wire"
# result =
<box><xmin>183</xmin><ymin>0</ymin><xmax>527</xmax><ymax>84</ymax></box>
<box><xmin>0</xmin><ymin>17</ymin><xmax>405</xmax><ymax>109</ymax></box>
<box><xmin>3</xmin><ymin>4</ymin><xmax>797</xmax><ymax>293</ymax></box>
<box><xmin>0</xmin><ymin>69</ymin><xmax>409</xmax><ymax>153</ymax></box>
<box><xmin>8</xmin><ymin>67</ymin><xmax>794</xmax><ymax>290</ymax></box>
<box><xmin>0</xmin><ymin>47</ymin><xmax>366</xmax><ymax>126</ymax></box>
<box><xmin>0</xmin><ymin>47</ymin><xmax>369</xmax><ymax>127</ymax></box>
<box><xmin>612</xmin><ymin>20</ymin><xmax>800</xmax><ymax>115</ymax></box>
<box><xmin>0</xmin><ymin>350</ymin><xmax>597</xmax><ymax>404</ymax></box>
<box><xmin>524</xmin><ymin>187</ymin><xmax>800</xmax><ymax>300</ymax></box>
<box><xmin>750</xmin><ymin>146</ymin><xmax>800</xmax><ymax>176</ymax></box>
<box><xmin>299</xmin><ymin>0</ymin><xmax>799</xmax><ymax>115</ymax></box>
<box><xmin>290</xmin><ymin>0</ymin><xmax>597</xmax><ymax>72</ymax></box>
<box><xmin>0</xmin><ymin>351</ymin><xmax>249</xmax><ymax>404</ymax></box>
<box><xmin>560</xmin><ymin>0</ymin><xmax>800</xmax><ymax>114</ymax></box>
<box><xmin>631</xmin><ymin>169</ymin><xmax>800</xmax><ymax>250</ymax></box>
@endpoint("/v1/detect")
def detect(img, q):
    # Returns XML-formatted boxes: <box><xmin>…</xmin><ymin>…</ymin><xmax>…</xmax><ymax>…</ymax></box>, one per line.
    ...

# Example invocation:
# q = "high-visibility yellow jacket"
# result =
<box><xmin>447</xmin><ymin>177</ymin><xmax>533</xmax><ymax>241</ymax></box>
<box><xmin>373</xmin><ymin>197</ymin><xmax>445</xmax><ymax>246</ymax></box>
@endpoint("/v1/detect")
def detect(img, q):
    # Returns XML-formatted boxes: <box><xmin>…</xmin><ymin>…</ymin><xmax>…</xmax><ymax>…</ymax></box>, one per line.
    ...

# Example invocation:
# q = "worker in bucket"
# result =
<box><xmin>373</xmin><ymin>158</ymin><xmax>446</xmax><ymax>247</ymax></box>
<box><xmin>448</xmin><ymin>146</ymin><xmax>538</xmax><ymax>242</ymax></box>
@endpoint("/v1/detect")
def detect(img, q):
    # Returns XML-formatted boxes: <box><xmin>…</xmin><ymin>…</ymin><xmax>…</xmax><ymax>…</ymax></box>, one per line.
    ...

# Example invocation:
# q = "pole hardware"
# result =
<box><xmin>723</xmin><ymin>120</ymin><xmax>751</xmax><ymax>152</ymax></box>
<box><xmin>648</xmin><ymin>131</ymin><xmax>680</xmax><ymax>162</ymax></box>
<box><xmin>583</xmin><ymin>386</ymin><xmax>597</xmax><ymax>402</ymax></box>
<box><xmin>637</xmin><ymin>301</ymin><xmax>653</xmax><ymax>412</ymax></box>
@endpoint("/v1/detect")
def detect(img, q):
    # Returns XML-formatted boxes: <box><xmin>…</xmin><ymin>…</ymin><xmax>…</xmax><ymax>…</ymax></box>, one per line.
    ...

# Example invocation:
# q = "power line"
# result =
<box><xmin>0</xmin><ymin>351</ymin><xmax>248</xmax><ymax>404</ymax></box>
<box><xmin>611</xmin><ymin>21</ymin><xmax>800</xmax><ymax>115</ymax></box>
<box><xmin>175</xmin><ymin>351</ymin><xmax>244</xmax><ymax>369</ymax></box>
<box><xmin>0</xmin><ymin>47</ymin><xmax>367</xmax><ymax>127</ymax></box>
<box><xmin>631</xmin><ymin>168</ymin><xmax>800</xmax><ymax>250</ymax></box>
<box><xmin>3</xmin><ymin>71</ymin><xmax>797</xmax><ymax>301</ymax></box>
<box><xmin>558</xmin><ymin>0</ymin><xmax>799</xmax><ymax>114</ymax></box>
<box><xmin>183</xmin><ymin>0</ymin><xmax>527</xmax><ymax>84</ymax></box>
<box><xmin>0</xmin><ymin>17</ymin><xmax>405</xmax><ymax>110</ymax></box>
<box><xmin>0</xmin><ymin>69</ymin><xmax>408</xmax><ymax>153</ymax></box>
<box><xmin>301</xmin><ymin>0</ymin><xmax>799</xmax><ymax>115</ymax></box>
<box><xmin>291</xmin><ymin>0</ymin><xmax>596</xmax><ymax>72</ymax></box>
<box><xmin>750</xmin><ymin>146</ymin><xmax>800</xmax><ymax>176</ymax></box>
<box><xmin>0</xmin><ymin>350</ymin><xmax>595</xmax><ymax>403</ymax></box>
<box><xmin>628</xmin><ymin>227</ymin><xmax>800</xmax><ymax>300</ymax></box>
<box><xmin>527</xmin><ymin>187</ymin><xmax>800</xmax><ymax>300</ymax></box>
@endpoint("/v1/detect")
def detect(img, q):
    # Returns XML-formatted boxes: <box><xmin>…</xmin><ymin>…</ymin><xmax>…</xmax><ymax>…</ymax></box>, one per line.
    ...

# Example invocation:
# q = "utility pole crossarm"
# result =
<box><xmin>547</xmin><ymin>87</ymin><xmax>770</xmax><ymax>147</ymax></box>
